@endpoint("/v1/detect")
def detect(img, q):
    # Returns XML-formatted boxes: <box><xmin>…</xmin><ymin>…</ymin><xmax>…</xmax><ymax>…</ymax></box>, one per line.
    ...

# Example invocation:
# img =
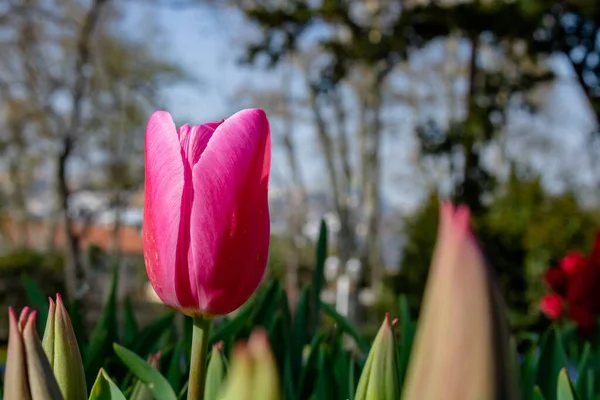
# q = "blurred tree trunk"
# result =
<box><xmin>59</xmin><ymin>0</ymin><xmax>110</xmax><ymax>298</ymax></box>
<box><xmin>306</xmin><ymin>81</ymin><xmax>356</xmax><ymax>267</ymax></box>
<box><xmin>281</xmin><ymin>57</ymin><xmax>306</xmax><ymax>308</ymax></box>
<box><xmin>111</xmin><ymin>195</ymin><xmax>123</xmax><ymax>264</ymax></box>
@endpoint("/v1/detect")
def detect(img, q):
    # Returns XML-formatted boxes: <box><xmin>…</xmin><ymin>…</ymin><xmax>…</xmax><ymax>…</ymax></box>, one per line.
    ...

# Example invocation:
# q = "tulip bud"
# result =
<box><xmin>4</xmin><ymin>307</ymin><xmax>64</xmax><ymax>400</ymax></box>
<box><xmin>354</xmin><ymin>313</ymin><xmax>400</xmax><ymax>400</ymax></box>
<box><xmin>143</xmin><ymin>109</ymin><xmax>271</xmax><ymax>317</ymax></box>
<box><xmin>402</xmin><ymin>202</ymin><xmax>517</xmax><ymax>400</ymax></box>
<box><xmin>42</xmin><ymin>294</ymin><xmax>87</xmax><ymax>400</ymax></box>
<box><xmin>205</xmin><ymin>342</ymin><xmax>226</xmax><ymax>400</ymax></box>
<box><xmin>219</xmin><ymin>330</ymin><xmax>279</xmax><ymax>400</ymax></box>
<box><xmin>129</xmin><ymin>353</ymin><xmax>161</xmax><ymax>400</ymax></box>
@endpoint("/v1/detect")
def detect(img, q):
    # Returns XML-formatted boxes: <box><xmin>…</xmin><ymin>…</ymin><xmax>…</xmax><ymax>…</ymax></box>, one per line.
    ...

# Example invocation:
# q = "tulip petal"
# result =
<box><xmin>190</xmin><ymin>108</ymin><xmax>271</xmax><ymax>315</ymax></box>
<box><xmin>144</xmin><ymin>111</ymin><xmax>192</xmax><ymax>309</ymax></box>
<box><xmin>22</xmin><ymin>311</ymin><xmax>64</xmax><ymax>400</ymax></box>
<box><xmin>180</xmin><ymin>123</ymin><xmax>217</xmax><ymax>166</ymax></box>
<box><xmin>4</xmin><ymin>307</ymin><xmax>31</xmax><ymax>399</ymax></box>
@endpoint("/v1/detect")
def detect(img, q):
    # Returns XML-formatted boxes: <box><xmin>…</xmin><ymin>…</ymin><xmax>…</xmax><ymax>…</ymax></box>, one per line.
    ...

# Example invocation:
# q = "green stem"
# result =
<box><xmin>187</xmin><ymin>316</ymin><xmax>212</xmax><ymax>400</ymax></box>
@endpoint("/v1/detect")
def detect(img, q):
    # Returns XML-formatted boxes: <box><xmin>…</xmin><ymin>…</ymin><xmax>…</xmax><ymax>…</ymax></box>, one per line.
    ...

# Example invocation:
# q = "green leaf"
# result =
<box><xmin>113</xmin><ymin>343</ymin><xmax>177</xmax><ymax>400</ymax></box>
<box><xmin>85</xmin><ymin>265</ymin><xmax>119</xmax><ymax>388</ymax></box>
<box><xmin>122</xmin><ymin>296</ymin><xmax>139</xmax><ymax>346</ymax></box>
<box><xmin>348</xmin><ymin>355</ymin><xmax>357</xmax><ymax>400</ymax></box>
<box><xmin>315</xmin><ymin>344</ymin><xmax>338</xmax><ymax>400</ymax></box>
<box><xmin>252</xmin><ymin>280</ymin><xmax>283</xmax><ymax>327</ymax></box>
<box><xmin>321</xmin><ymin>301</ymin><xmax>369</xmax><ymax>353</ymax></box>
<box><xmin>88</xmin><ymin>369</ymin><xmax>127</xmax><ymax>400</ymax></box>
<box><xmin>291</xmin><ymin>288</ymin><xmax>310</xmax><ymax>384</ymax></box>
<box><xmin>131</xmin><ymin>312</ymin><xmax>176</xmax><ymax>356</ymax></box>
<box><xmin>332</xmin><ymin>344</ymin><xmax>350</xmax><ymax>400</ymax></box>
<box><xmin>267</xmin><ymin>314</ymin><xmax>286</xmax><ymax>374</ymax></box>
<box><xmin>166</xmin><ymin>341</ymin><xmax>184</xmax><ymax>392</ymax></box>
<box><xmin>312</xmin><ymin>220</ymin><xmax>327</xmax><ymax>335</ymax></box>
<box><xmin>521</xmin><ymin>347</ymin><xmax>541</xmax><ymax>400</ymax></box>
<box><xmin>298</xmin><ymin>332</ymin><xmax>326</xmax><ymax>399</ymax></box>
<box><xmin>575</xmin><ymin>342</ymin><xmax>591</xmax><ymax>397</ymax></box>
<box><xmin>585</xmin><ymin>368</ymin><xmax>594</xmax><ymax>400</ymax></box>
<box><xmin>537</xmin><ymin>328</ymin><xmax>569</xmax><ymax>400</ymax></box>
<box><xmin>398</xmin><ymin>295</ymin><xmax>415</xmax><ymax>388</ymax></box>
<box><xmin>21</xmin><ymin>274</ymin><xmax>49</xmax><ymax>333</ymax></box>
<box><xmin>210</xmin><ymin>304</ymin><xmax>253</xmax><ymax>345</ymax></box>
<box><xmin>557</xmin><ymin>368</ymin><xmax>576</xmax><ymax>400</ymax></box>
<box><xmin>67</xmin><ymin>298</ymin><xmax>86</xmax><ymax>349</ymax></box>
<box><xmin>533</xmin><ymin>386</ymin><xmax>546</xmax><ymax>400</ymax></box>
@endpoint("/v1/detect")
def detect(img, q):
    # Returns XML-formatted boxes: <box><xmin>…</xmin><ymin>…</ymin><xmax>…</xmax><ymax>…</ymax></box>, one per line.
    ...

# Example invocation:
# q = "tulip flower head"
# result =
<box><xmin>143</xmin><ymin>109</ymin><xmax>271</xmax><ymax>317</ymax></box>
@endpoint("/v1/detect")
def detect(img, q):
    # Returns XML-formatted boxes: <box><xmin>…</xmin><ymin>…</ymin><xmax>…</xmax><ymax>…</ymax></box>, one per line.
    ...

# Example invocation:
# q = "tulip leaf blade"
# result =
<box><xmin>166</xmin><ymin>340</ymin><xmax>185</xmax><ymax>392</ymax></box>
<box><xmin>85</xmin><ymin>265</ymin><xmax>119</xmax><ymax>388</ymax></box>
<box><xmin>311</xmin><ymin>219</ymin><xmax>327</xmax><ymax>335</ymax></box>
<box><xmin>537</xmin><ymin>328</ymin><xmax>569</xmax><ymax>400</ymax></box>
<box><xmin>315</xmin><ymin>344</ymin><xmax>338</xmax><ymax>400</ymax></box>
<box><xmin>21</xmin><ymin>274</ymin><xmax>49</xmax><ymax>333</ymax></box>
<box><xmin>89</xmin><ymin>368</ymin><xmax>127</xmax><ymax>400</ymax></box>
<box><xmin>521</xmin><ymin>347</ymin><xmax>541</xmax><ymax>400</ymax></box>
<box><xmin>131</xmin><ymin>311</ymin><xmax>176</xmax><ymax>356</ymax></box>
<box><xmin>557</xmin><ymin>368</ymin><xmax>577</xmax><ymax>400</ymax></box>
<box><xmin>398</xmin><ymin>294</ymin><xmax>415</xmax><ymax>388</ymax></box>
<box><xmin>113</xmin><ymin>343</ymin><xmax>177</xmax><ymax>400</ymax></box>
<box><xmin>575</xmin><ymin>341</ymin><xmax>591</xmax><ymax>397</ymax></box>
<box><xmin>253</xmin><ymin>279</ymin><xmax>283</xmax><ymax>327</ymax></box>
<box><xmin>320</xmin><ymin>301</ymin><xmax>370</xmax><ymax>353</ymax></box>
<box><xmin>122</xmin><ymin>296</ymin><xmax>139</xmax><ymax>347</ymax></box>
<box><xmin>210</xmin><ymin>302</ymin><xmax>254</xmax><ymax>345</ymax></box>
<box><xmin>533</xmin><ymin>386</ymin><xmax>546</xmax><ymax>400</ymax></box>
<box><xmin>298</xmin><ymin>331</ymin><xmax>326</xmax><ymax>399</ymax></box>
<box><xmin>348</xmin><ymin>354</ymin><xmax>357</xmax><ymax>400</ymax></box>
<box><xmin>291</xmin><ymin>287</ymin><xmax>310</xmax><ymax>383</ymax></box>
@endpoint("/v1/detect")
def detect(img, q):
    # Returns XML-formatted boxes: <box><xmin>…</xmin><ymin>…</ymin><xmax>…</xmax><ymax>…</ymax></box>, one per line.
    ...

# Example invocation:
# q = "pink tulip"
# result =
<box><xmin>143</xmin><ymin>108</ymin><xmax>271</xmax><ymax>317</ymax></box>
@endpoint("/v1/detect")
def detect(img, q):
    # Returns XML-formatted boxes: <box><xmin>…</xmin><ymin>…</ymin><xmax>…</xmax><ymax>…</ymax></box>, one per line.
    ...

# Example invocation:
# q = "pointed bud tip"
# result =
<box><xmin>248</xmin><ymin>328</ymin><xmax>270</xmax><ymax>352</ymax></box>
<box><xmin>213</xmin><ymin>341</ymin><xmax>224</xmax><ymax>352</ymax></box>
<box><xmin>232</xmin><ymin>341</ymin><xmax>250</xmax><ymax>359</ymax></box>
<box><xmin>25</xmin><ymin>310</ymin><xmax>37</xmax><ymax>328</ymax></box>
<box><xmin>55</xmin><ymin>293</ymin><xmax>65</xmax><ymax>308</ymax></box>
<box><xmin>18</xmin><ymin>307</ymin><xmax>30</xmax><ymax>331</ymax></box>
<box><xmin>8</xmin><ymin>307</ymin><xmax>18</xmax><ymax>332</ymax></box>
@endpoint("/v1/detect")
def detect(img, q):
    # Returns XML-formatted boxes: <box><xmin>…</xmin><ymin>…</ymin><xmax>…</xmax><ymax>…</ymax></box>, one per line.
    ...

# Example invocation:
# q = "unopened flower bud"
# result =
<box><xmin>42</xmin><ymin>294</ymin><xmax>87</xmax><ymax>400</ymax></box>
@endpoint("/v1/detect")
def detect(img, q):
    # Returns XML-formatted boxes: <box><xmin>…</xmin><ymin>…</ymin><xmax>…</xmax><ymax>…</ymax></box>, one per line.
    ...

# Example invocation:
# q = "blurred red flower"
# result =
<box><xmin>540</xmin><ymin>294</ymin><xmax>563</xmax><ymax>320</ymax></box>
<box><xmin>560</xmin><ymin>251</ymin><xmax>587</xmax><ymax>275</ymax></box>
<box><xmin>540</xmin><ymin>231</ymin><xmax>600</xmax><ymax>334</ymax></box>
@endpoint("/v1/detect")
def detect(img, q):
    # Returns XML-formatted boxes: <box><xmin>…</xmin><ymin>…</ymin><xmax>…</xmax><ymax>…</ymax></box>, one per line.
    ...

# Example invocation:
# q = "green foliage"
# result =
<box><xmin>4</xmin><ymin>217</ymin><xmax>600</xmax><ymax>400</ymax></box>
<box><xmin>392</xmin><ymin>173</ymin><xmax>599</xmax><ymax>331</ymax></box>
<box><xmin>0</xmin><ymin>248</ymin><xmax>63</xmax><ymax>273</ymax></box>
<box><xmin>113</xmin><ymin>344</ymin><xmax>177</xmax><ymax>400</ymax></box>
<box><xmin>89</xmin><ymin>369</ymin><xmax>126</xmax><ymax>400</ymax></box>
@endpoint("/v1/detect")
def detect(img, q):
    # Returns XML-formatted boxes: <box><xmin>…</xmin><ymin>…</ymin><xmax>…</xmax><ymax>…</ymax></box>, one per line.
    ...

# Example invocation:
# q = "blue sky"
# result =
<box><xmin>120</xmin><ymin>2</ymin><xmax>599</xmax><ymax>211</ymax></box>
